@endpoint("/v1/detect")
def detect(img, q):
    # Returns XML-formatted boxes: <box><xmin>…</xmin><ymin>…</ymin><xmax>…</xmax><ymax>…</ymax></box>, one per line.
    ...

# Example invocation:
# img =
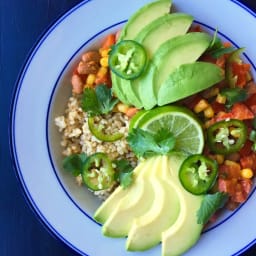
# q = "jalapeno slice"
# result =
<box><xmin>88</xmin><ymin>116</ymin><xmax>123</xmax><ymax>142</ymax></box>
<box><xmin>207</xmin><ymin>119</ymin><xmax>247</xmax><ymax>154</ymax></box>
<box><xmin>226</xmin><ymin>48</ymin><xmax>245</xmax><ymax>88</ymax></box>
<box><xmin>109</xmin><ymin>40</ymin><xmax>147</xmax><ymax>80</ymax></box>
<box><xmin>179</xmin><ymin>155</ymin><xmax>218</xmax><ymax>195</ymax></box>
<box><xmin>82</xmin><ymin>153</ymin><xmax>115</xmax><ymax>191</ymax></box>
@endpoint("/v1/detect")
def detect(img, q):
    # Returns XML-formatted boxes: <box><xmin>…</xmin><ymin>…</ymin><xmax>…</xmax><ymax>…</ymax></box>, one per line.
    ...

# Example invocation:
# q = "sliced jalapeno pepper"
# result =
<box><xmin>88</xmin><ymin>116</ymin><xmax>123</xmax><ymax>142</ymax></box>
<box><xmin>109</xmin><ymin>40</ymin><xmax>147</xmax><ymax>80</ymax></box>
<box><xmin>179</xmin><ymin>154</ymin><xmax>218</xmax><ymax>195</ymax></box>
<box><xmin>82</xmin><ymin>152</ymin><xmax>115</xmax><ymax>191</ymax></box>
<box><xmin>226</xmin><ymin>48</ymin><xmax>245</xmax><ymax>88</ymax></box>
<box><xmin>207</xmin><ymin>119</ymin><xmax>247</xmax><ymax>154</ymax></box>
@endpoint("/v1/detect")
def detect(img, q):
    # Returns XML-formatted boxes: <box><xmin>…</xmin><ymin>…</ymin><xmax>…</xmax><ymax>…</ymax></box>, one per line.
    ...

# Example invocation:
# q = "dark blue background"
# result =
<box><xmin>1</xmin><ymin>0</ymin><xmax>256</xmax><ymax>255</ymax></box>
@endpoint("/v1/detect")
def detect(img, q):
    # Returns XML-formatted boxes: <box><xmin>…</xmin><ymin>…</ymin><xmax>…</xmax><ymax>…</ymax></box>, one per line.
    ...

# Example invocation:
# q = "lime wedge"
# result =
<box><xmin>134</xmin><ymin>106</ymin><xmax>204</xmax><ymax>155</ymax></box>
<box><xmin>129</xmin><ymin>109</ymin><xmax>148</xmax><ymax>132</ymax></box>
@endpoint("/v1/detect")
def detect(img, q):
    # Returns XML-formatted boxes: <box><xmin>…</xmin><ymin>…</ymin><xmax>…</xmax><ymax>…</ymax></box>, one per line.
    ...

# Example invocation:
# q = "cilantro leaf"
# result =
<box><xmin>63</xmin><ymin>153</ymin><xmax>88</xmax><ymax>176</ymax></box>
<box><xmin>197</xmin><ymin>192</ymin><xmax>228</xmax><ymax>225</ymax></box>
<box><xmin>114</xmin><ymin>159</ymin><xmax>134</xmax><ymax>188</ymax></box>
<box><xmin>207</xmin><ymin>29</ymin><xmax>235</xmax><ymax>58</ymax></box>
<box><xmin>209</xmin><ymin>47</ymin><xmax>236</xmax><ymax>59</ymax></box>
<box><xmin>127</xmin><ymin>128</ymin><xmax>176</xmax><ymax>158</ymax></box>
<box><xmin>220</xmin><ymin>87</ymin><xmax>248</xmax><ymax>108</ymax></box>
<box><xmin>95</xmin><ymin>84</ymin><xmax>119</xmax><ymax>114</ymax></box>
<box><xmin>81</xmin><ymin>84</ymin><xmax>118</xmax><ymax>116</ymax></box>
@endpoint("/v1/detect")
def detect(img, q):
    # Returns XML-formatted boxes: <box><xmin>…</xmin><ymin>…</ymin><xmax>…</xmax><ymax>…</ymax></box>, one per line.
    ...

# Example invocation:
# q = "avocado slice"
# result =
<box><xmin>93</xmin><ymin>159</ymin><xmax>150</xmax><ymax>224</ymax></box>
<box><xmin>126</xmin><ymin>156</ymin><xmax>180</xmax><ymax>251</ymax></box>
<box><xmin>102</xmin><ymin>157</ymin><xmax>158</xmax><ymax>237</ymax></box>
<box><xmin>158</xmin><ymin>62</ymin><xmax>224</xmax><ymax>106</ymax></box>
<box><xmin>120</xmin><ymin>13</ymin><xmax>193</xmax><ymax>108</ymax></box>
<box><xmin>161</xmin><ymin>154</ymin><xmax>204</xmax><ymax>256</ymax></box>
<box><xmin>119</xmin><ymin>0</ymin><xmax>172</xmax><ymax>41</ymax></box>
<box><xmin>112</xmin><ymin>0</ymin><xmax>172</xmax><ymax>106</ymax></box>
<box><xmin>138</xmin><ymin>32</ymin><xmax>213</xmax><ymax>109</ymax></box>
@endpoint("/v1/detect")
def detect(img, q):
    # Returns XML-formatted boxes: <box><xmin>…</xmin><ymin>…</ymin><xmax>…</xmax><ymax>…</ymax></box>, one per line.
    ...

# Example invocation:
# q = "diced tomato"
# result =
<box><xmin>231</xmin><ymin>103</ymin><xmax>254</xmax><ymax>120</ymax></box>
<box><xmin>245</xmin><ymin>81</ymin><xmax>256</xmax><ymax>96</ymax></box>
<box><xmin>245</xmin><ymin>93</ymin><xmax>256</xmax><ymax>114</ymax></box>
<box><xmin>231</xmin><ymin>62</ymin><xmax>251</xmax><ymax>88</ymax></box>
<box><xmin>240</xmin><ymin>178</ymin><xmax>253</xmax><ymax>194</ymax></box>
<box><xmin>101</xmin><ymin>34</ymin><xmax>116</xmax><ymax>49</ymax></box>
<box><xmin>211</xmin><ymin>101</ymin><xmax>226</xmax><ymax>113</ymax></box>
<box><xmin>219</xmin><ymin>161</ymin><xmax>241</xmax><ymax>179</ymax></box>
<box><xmin>240</xmin><ymin>153</ymin><xmax>256</xmax><ymax>172</ymax></box>
<box><xmin>239</xmin><ymin>140</ymin><xmax>253</xmax><ymax>157</ymax></box>
<box><xmin>189</xmin><ymin>25</ymin><xmax>203</xmax><ymax>32</ymax></box>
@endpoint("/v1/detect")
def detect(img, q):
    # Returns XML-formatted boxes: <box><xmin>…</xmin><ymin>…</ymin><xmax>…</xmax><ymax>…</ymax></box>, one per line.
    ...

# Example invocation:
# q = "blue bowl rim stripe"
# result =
<box><xmin>9</xmin><ymin>0</ymin><xmax>256</xmax><ymax>255</ymax></box>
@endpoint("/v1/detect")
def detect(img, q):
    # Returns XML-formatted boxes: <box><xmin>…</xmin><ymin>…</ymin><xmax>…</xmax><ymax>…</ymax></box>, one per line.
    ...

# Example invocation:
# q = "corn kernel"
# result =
<box><xmin>116</xmin><ymin>103</ymin><xmax>129</xmax><ymax>113</ymax></box>
<box><xmin>202</xmin><ymin>87</ymin><xmax>220</xmax><ymax>98</ymax></box>
<box><xmin>86</xmin><ymin>74</ymin><xmax>96</xmax><ymax>85</ymax></box>
<box><xmin>204</xmin><ymin>106</ymin><xmax>214</xmax><ymax>118</ymax></box>
<box><xmin>216</xmin><ymin>93</ymin><xmax>226</xmax><ymax>104</ymax></box>
<box><xmin>224</xmin><ymin>160</ymin><xmax>241</xmax><ymax>169</ymax></box>
<box><xmin>100</xmin><ymin>57</ymin><xmax>109</xmax><ymax>67</ymax></box>
<box><xmin>99</xmin><ymin>48</ymin><xmax>110</xmax><ymax>57</ymax></box>
<box><xmin>97</xmin><ymin>67</ymin><xmax>108</xmax><ymax>78</ymax></box>
<box><xmin>193</xmin><ymin>99</ymin><xmax>209</xmax><ymax>113</ymax></box>
<box><xmin>240</xmin><ymin>168</ymin><xmax>254</xmax><ymax>179</ymax></box>
<box><xmin>215</xmin><ymin>154</ymin><xmax>224</xmax><ymax>165</ymax></box>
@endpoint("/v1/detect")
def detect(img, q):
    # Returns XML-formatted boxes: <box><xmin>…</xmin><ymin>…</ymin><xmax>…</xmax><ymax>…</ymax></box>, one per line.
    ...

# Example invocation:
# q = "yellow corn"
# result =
<box><xmin>224</xmin><ymin>160</ymin><xmax>241</xmax><ymax>169</ymax></box>
<box><xmin>216</xmin><ymin>93</ymin><xmax>226</xmax><ymax>104</ymax></box>
<box><xmin>116</xmin><ymin>102</ymin><xmax>129</xmax><ymax>113</ymax></box>
<box><xmin>240</xmin><ymin>168</ymin><xmax>254</xmax><ymax>179</ymax></box>
<box><xmin>204</xmin><ymin>106</ymin><xmax>214</xmax><ymax>118</ymax></box>
<box><xmin>97</xmin><ymin>67</ymin><xmax>108</xmax><ymax>78</ymax></box>
<box><xmin>86</xmin><ymin>74</ymin><xmax>96</xmax><ymax>85</ymax></box>
<box><xmin>202</xmin><ymin>87</ymin><xmax>220</xmax><ymax>98</ymax></box>
<box><xmin>99</xmin><ymin>48</ymin><xmax>110</xmax><ymax>57</ymax></box>
<box><xmin>100</xmin><ymin>57</ymin><xmax>109</xmax><ymax>67</ymax></box>
<box><xmin>193</xmin><ymin>99</ymin><xmax>209</xmax><ymax>113</ymax></box>
<box><xmin>215</xmin><ymin>154</ymin><xmax>225</xmax><ymax>165</ymax></box>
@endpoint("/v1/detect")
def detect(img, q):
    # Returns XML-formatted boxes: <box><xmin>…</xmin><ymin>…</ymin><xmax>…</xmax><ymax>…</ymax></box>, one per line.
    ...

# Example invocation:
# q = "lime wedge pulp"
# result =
<box><xmin>133</xmin><ymin>106</ymin><xmax>204</xmax><ymax>155</ymax></box>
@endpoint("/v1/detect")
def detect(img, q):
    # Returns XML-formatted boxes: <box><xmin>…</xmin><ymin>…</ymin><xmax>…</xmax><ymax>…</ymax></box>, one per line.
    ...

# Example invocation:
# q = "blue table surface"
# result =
<box><xmin>1</xmin><ymin>1</ymin><xmax>256</xmax><ymax>255</ymax></box>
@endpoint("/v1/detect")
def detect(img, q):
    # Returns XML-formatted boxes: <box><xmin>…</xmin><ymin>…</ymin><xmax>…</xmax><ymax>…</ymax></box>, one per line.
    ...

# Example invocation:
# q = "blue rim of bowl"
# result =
<box><xmin>9</xmin><ymin>0</ymin><xmax>256</xmax><ymax>255</ymax></box>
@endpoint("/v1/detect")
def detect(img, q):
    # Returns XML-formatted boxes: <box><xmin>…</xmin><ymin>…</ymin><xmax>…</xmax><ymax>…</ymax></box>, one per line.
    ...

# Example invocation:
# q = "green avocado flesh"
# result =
<box><xmin>158</xmin><ymin>61</ymin><xmax>224</xmax><ymax>106</ymax></box>
<box><xmin>111</xmin><ymin>0</ymin><xmax>172</xmax><ymax>106</ymax></box>
<box><xmin>119</xmin><ymin>13</ymin><xmax>193</xmax><ymax>108</ymax></box>
<box><xmin>138</xmin><ymin>32</ymin><xmax>213</xmax><ymax>109</ymax></box>
<box><xmin>94</xmin><ymin>154</ymin><xmax>205</xmax><ymax>256</ymax></box>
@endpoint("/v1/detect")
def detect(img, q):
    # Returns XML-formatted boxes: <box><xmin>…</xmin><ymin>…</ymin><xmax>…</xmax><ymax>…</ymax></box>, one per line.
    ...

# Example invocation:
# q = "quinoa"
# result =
<box><xmin>54</xmin><ymin>93</ymin><xmax>137</xmax><ymax>200</ymax></box>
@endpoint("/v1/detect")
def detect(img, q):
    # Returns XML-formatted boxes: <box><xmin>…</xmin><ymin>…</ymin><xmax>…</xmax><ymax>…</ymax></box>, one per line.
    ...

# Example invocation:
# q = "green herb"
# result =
<box><xmin>249</xmin><ymin>130</ymin><xmax>256</xmax><ymax>152</ymax></box>
<box><xmin>197</xmin><ymin>192</ymin><xmax>228</xmax><ymax>225</ymax></box>
<box><xmin>208</xmin><ymin>29</ymin><xmax>235</xmax><ymax>58</ymax></box>
<box><xmin>81</xmin><ymin>84</ymin><xmax>119</xmax><ymax>117</ymax></box>
<box><xmin>209</xmin><ymin>47</ymin><xmax>236</xmax><ymax>59</ymax></box>
<box><xmin>114</xmin><ymin>159</ymin><xmax>134</xmax><ymax>188</ymax></box>
<box><xmin>127</xmin><ymin>128</ymin><xmax>176</xmax><ymax>158</ymax></box>
<box><xmin>220</xmin><ymin>87</ymin><xmax>248</xmax><ymax>108</ymax></box>
<box><xmin>63</xmin><ymin>153</ymin><xmax>88</xmax><ymax>176</ymax></box>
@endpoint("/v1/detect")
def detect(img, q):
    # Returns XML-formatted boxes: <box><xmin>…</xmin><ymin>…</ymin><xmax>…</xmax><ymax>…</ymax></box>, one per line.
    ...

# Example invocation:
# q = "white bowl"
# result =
<box><xmin>10</xmin><ymin>0</ymin><xmax>256</xmax><ymax>255</ymax></box>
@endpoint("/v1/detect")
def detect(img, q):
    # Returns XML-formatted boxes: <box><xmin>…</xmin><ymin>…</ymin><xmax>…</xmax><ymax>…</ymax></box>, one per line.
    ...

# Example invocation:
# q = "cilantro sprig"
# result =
<box><xmin>220</xmin><ymin>87</ymin><xmax>248</xmax><ymax>108</ymax></box>
<box><xmin>81</xmin><ymin>84</ymin><xmax>119</xmax><ymax>117</ymax></box>
<box><xmin>114</xmin><ymin>159</ymin><xmax>134</xmax><ymax>188</ymax></box>
<box><xmin>63</xmin><ymin>153</ymin><xmax>88</xmax><ymax>176</ymax></box>
<box><xmin>127</xmin><ymin>128</ymin><xmax>176</xmax><ymax>158</ymax></box>
<box><xmin>197</xmin><ymin>192</ymin><xmax>229</xmax><ymax>225</ymax></box>
<box><xmin>208</xmin><ymin>29</ymin><xmax>235</xmax><ymax>58</ymax></box>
